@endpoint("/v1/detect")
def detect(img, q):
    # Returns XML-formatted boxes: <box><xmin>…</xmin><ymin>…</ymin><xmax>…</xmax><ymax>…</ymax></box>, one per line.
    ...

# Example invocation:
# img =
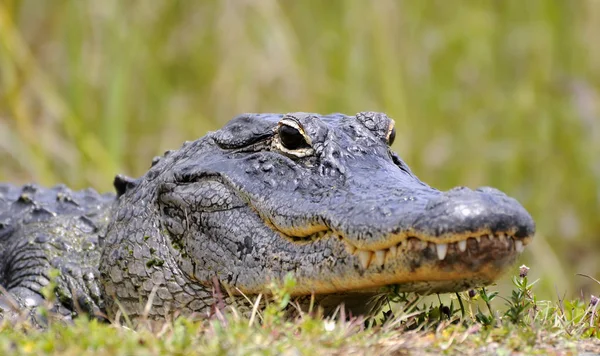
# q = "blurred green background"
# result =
<box><xmin>1</xmin><ymin>1</ymin><xmax>599</xmax><ymax>299</ymax></box>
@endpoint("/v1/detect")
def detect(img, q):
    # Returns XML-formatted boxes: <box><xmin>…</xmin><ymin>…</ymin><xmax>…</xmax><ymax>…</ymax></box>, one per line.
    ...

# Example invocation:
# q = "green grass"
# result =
<box><xmin>1</xmin><ymin>267</ymin><xmax>599</xmax><ymax>355</ymax></box>
<box><xmin>2</xmin><ymin>1</ymin><xmax>599</xmax><ymax>300</ymax></box>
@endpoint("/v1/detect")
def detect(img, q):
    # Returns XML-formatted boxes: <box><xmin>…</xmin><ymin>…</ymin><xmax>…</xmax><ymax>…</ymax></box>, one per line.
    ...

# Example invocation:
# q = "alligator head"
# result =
<box><xmin>100</xmin><ymin>112</ymin><xmax>534</xmax><ymax>318</ymax></box>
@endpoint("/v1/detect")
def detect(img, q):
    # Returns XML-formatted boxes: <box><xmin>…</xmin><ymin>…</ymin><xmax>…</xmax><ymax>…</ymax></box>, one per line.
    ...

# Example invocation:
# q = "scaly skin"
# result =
<box><xmin>0</xmin><ymin>112</ymin><xmax>535</xmax><ymax>321</ymax></box>
<box><xmin>0</xmin><ymin>184</ymin><xmax>112</xmax><ymax>320</ymax></box>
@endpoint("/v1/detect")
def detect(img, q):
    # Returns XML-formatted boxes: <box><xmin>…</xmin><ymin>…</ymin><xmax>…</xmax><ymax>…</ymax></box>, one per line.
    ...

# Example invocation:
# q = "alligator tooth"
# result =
<box><xmin>389</xmin><ymin>245</ymin><xmax>397</xmax><ymax>258</ymax></box>
<box><xmin>498</xmin><ymin>233</ymin><xmax>506</xmax><ymax>242</ymax></box>
<box><xmin>515</xmin><ymin>240</ymin><xmax>524</xmax><ymax>253</ymax></box>
<box><xmin>374</xmin><ymin>250</ymin><xmax>386</xmax><ymax>266</ymax></box>
<box><xmin>475</xmin><ymin>236</ymin><xmax>481</xmax><ymax>244</ymax></box>
<box><xmin>436</xmin><ymin>243</ymin><xmax>448</xmax><ymax>260</ymax></box>
<box><xmin>457</xmin><ymin>240</ymin><xmax>467</xmax><ymax>252</ymax></box>
<box><xmin>358</xmin><ymin>250</ymin><xmax>372</xmax><ymax>269</ymax></box>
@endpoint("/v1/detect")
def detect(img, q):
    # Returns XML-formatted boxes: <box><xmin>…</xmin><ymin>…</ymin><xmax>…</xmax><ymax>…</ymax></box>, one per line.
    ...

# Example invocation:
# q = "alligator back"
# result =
<box><xmin>0</xmin><ymin>184</ymin><xmax>114</xmax><ymax>318</ymax></box>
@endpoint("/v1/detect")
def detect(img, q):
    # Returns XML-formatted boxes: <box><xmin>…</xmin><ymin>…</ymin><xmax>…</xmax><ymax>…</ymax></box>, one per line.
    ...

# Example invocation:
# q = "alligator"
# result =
<box><xmin>0</xmin><ymin>112</ymin><xmax>535</xmax><ymax>321</ymax></box>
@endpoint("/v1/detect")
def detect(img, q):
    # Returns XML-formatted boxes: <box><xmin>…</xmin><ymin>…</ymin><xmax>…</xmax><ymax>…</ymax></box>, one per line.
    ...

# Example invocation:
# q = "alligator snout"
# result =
<box><xmin>328</xmin><ymin>184</ymin><xmax>535</xmax><ymax>251</ymax></box>
<box><xmin>417</xmin><ymin>186</ymin><xmax>535</xmax><ymax>240</ymax></box>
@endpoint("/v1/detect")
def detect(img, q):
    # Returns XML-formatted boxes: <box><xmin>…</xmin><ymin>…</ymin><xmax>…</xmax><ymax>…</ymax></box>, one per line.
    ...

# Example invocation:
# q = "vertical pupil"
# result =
<box><xmin>278</xmin><ymin>125</ymin><xmax>309</xmax><ymax>149</ymax></box>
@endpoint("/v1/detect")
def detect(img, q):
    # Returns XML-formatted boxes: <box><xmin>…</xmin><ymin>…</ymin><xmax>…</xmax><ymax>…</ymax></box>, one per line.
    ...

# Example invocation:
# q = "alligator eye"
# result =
<box><xmin>278</xmin><ymin>124</ymin><xmax>311</xmax><ymax>150</ymax></box>
<box><xmin>388</xmin><ymin>127</ymin><xmax>396</xmax><ymax>146</ymax></box>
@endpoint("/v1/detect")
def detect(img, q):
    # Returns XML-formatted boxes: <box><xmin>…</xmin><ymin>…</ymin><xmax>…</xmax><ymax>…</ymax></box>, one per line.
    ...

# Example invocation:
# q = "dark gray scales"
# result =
<box><xmin>0</xmin><ymin>184</ymin><xmax>113</xmax><ymax>319</ymax></box>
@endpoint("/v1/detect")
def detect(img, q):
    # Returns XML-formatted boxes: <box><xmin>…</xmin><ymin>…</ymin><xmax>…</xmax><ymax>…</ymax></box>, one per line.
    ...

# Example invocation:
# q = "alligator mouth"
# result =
<box><xmin>342</xmin><ymin>232</ymin><xmax>531</xmax><ymax>270</ymax></box>
<box><xmin>271</xmin><ymin>229</ymin><xmax>534</xmax><ymax>298</ymax></box>
<box><xmin>285</xmin><ymin>229</ymin><xmax>532</xmax><ymax>270</ymax></box>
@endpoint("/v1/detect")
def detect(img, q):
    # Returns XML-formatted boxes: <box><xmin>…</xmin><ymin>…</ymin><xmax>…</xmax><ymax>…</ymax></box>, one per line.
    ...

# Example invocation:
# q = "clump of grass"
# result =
<box><xmin>3</xmin><ymin>266</ymin><xmax>598</xmax><ymax>355</ymax></box>
<box><xmin>504</xmin><ymin>264</ymin><xmax>537</xmax><ymax>325</ymax></box>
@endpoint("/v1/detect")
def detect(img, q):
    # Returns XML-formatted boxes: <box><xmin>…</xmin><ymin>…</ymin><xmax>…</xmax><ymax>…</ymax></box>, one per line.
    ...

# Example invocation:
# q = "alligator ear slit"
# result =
<box><xmin>113</xmin><ymin>174</ymin><xmax>139</xmax><ymax>197</ymax></box>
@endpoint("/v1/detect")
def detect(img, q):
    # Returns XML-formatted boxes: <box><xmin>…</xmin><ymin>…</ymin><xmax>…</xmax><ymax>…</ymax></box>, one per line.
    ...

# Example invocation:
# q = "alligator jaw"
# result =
<box><xmin>272</xmin><ymin>229</ymin><xmax>532</xmax><ymax>296</ymax></box>
<box><xmin>339</xmin><ymin>232</ymin><xmax>531</xmax><ymax>270</ymax></box>
<box><xmin>281</xmin><ymin>229</ymin><xmax>531</xmax><ymax>268</ymax></box>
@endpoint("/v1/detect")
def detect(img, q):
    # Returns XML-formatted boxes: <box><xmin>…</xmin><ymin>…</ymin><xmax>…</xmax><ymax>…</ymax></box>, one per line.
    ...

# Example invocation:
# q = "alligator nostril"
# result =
<box><xmin>448</xmin><ymin>186</ymin><xmax>469</xmax><ymax>193</ymax></box>
<box><xmin>437</xmin><ymin>187</ymin><xmax>475</xmax><ymax>199</ymax></box>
